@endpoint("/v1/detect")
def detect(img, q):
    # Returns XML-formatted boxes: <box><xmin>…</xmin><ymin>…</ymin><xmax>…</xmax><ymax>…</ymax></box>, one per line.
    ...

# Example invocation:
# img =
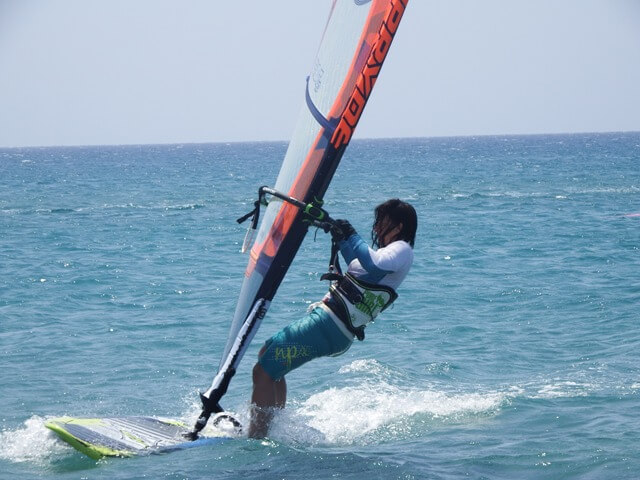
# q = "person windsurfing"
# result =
<box><xmin>249</xmin><ymin>198</ymin><xmax>417</xmax><ymax>438</ymax></box>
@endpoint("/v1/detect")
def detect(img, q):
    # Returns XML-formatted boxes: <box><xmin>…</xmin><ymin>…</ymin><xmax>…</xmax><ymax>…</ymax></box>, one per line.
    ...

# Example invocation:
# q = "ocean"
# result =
<box><xmin>0</xmin><ymin>133</ymin><xmax>638</xmax><ymax>479</ymax></box>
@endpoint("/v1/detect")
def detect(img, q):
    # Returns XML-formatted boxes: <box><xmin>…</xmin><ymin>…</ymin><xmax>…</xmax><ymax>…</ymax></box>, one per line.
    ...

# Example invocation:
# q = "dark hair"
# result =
<box><xmin>372</xmin><ymin>199</ymin><xmax>417</xmax><ymax>248</ymax></box>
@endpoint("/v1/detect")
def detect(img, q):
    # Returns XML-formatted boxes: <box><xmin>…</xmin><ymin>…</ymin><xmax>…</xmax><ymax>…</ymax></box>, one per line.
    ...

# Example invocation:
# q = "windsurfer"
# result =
<box><xmin>248</xmin><ymin>199</ymin><xmax>417</xmax><ymax>438</ymax></box>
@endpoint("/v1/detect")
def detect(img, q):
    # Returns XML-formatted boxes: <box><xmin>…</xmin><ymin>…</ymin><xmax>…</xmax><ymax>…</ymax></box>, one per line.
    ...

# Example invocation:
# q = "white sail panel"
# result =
<box><xmin>309</xmin><ymin>1</ymin><xmax>372</xmax><ymax>116</ymax></box>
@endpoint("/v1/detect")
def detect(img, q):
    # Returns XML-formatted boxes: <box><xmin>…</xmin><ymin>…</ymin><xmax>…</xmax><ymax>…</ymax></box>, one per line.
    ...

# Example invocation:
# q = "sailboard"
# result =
<box><xmin>188</xmin><ymin>0</ymin><xmax>409</xmax><ymax>438</ymax></box>
<box><xmin>45</xmin><ymin>0</ymin><xmax>409</xmax><ymax>457</ymax></box>
<box><xmin>45</xmin><ymin>415</ymin><xmax>235</xmax><ymax>459</ymax></box>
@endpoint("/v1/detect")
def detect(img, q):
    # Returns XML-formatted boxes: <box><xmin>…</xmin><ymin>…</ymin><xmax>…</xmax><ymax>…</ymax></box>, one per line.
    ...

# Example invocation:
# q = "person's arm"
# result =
<box><xmin>339</xmin><ymin>234</ymin><xmax>397</xmax><ymax>278</ymax></box>
<box><xmin>331</xmin><ymin>219</ymin><xmax>402</xmax><ymax>280</ymax></box>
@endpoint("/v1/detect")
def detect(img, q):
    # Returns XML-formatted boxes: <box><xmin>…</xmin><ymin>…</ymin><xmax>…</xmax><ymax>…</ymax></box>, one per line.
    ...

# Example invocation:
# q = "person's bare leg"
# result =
<box><xmin>250</xmin><ymin>344</ymin><xmax>289</xmax><ymax>437</ymax></box>
<box><xmin>249</xmin><ymin>362</ymin><xmax>277</xmax><ymax>438</ymax></box>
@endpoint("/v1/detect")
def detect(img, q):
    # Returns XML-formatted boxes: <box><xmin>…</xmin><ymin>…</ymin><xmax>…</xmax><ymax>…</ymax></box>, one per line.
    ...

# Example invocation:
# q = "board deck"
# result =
<box><xmin>45</xmin><ymin>416</ymin><xmax>233</xmax><ymax>459</ymax></box>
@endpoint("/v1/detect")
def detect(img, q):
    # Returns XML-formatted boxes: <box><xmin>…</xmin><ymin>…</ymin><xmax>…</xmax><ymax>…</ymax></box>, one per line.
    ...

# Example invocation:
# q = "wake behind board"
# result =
<box><xmin>45</xmin><ymin>415</ymin><xmax>237</xmax><ymax>459</ymax></box>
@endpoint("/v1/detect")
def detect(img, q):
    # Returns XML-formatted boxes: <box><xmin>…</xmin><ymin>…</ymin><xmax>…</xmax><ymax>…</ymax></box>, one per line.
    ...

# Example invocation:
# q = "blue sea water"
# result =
<box><xmin>0</xmin><ymin>133</ymin><xmax>639</xmax><ymax>479</ymax></box>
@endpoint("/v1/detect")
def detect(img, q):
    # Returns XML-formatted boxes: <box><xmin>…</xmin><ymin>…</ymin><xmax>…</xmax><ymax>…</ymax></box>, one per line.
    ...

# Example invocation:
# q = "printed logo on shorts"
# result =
<box><xmin>274</xmin><ymin>344</ymin><xmax>312</xmax><ymax>369</ymax></box>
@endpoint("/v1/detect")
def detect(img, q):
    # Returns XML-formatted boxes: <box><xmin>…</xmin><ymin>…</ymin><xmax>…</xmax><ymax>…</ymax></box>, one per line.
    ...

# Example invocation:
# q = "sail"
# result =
<box><xmin>194</xmin><ymin>0</ymin><xmax>408</xmax><ymax>429</ymax></box>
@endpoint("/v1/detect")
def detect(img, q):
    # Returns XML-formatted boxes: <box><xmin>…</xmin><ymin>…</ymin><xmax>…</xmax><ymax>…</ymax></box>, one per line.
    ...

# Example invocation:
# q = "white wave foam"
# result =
<box><xmin>0</xmin><ymin>416</ymin><xmax>70</xmax><ymax>464</ymax></box>
<box><xmin>338</xmin><ymin>358</ymin><xmax>395</xmax><ymax>377</ymax></box>
<box><xmin>532</xmin><ymin>381</ymin><xmax>593</xmax><ymax>399</ymax></box>
<box><xmin>269</xmin><ymin>380</ymin><xmax>505</xmax><ymax>446</ymax></box>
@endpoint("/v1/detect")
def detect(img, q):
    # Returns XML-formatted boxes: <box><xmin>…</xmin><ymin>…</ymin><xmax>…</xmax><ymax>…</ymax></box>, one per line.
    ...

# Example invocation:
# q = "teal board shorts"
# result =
<box><xmin>258</xmin><ymin>306</ymin><xmax>353</xmax><ymax>381</ymax></box>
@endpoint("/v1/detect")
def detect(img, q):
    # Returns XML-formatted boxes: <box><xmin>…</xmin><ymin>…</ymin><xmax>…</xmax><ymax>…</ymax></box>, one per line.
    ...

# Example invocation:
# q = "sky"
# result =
<box><xmin>1</xmin><ymin>0</ymin><xmax>639</xmax><ymax>148</ymax></box>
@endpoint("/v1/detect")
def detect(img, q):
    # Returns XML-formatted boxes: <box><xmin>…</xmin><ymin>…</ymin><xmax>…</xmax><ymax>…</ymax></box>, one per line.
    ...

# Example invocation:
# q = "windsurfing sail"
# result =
<box><xmin>187</xmin><ymin>0</ymin><xmax>408</xmax><ymax>438</ymax></box>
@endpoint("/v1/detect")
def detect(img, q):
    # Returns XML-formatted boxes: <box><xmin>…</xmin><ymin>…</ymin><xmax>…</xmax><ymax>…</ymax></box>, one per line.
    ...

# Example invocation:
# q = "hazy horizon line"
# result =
<box><xmin>1</xmin><ymin>129</ymin><xmax>639</xmax><ymax>150</ymax></box>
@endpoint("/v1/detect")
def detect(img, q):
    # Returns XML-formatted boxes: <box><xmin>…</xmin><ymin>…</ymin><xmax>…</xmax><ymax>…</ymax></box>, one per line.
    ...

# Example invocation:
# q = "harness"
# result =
<box><xmin>321</xmin><ymin>239</ymin><xmax>397</xmax><ymax>341</ymax></box>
